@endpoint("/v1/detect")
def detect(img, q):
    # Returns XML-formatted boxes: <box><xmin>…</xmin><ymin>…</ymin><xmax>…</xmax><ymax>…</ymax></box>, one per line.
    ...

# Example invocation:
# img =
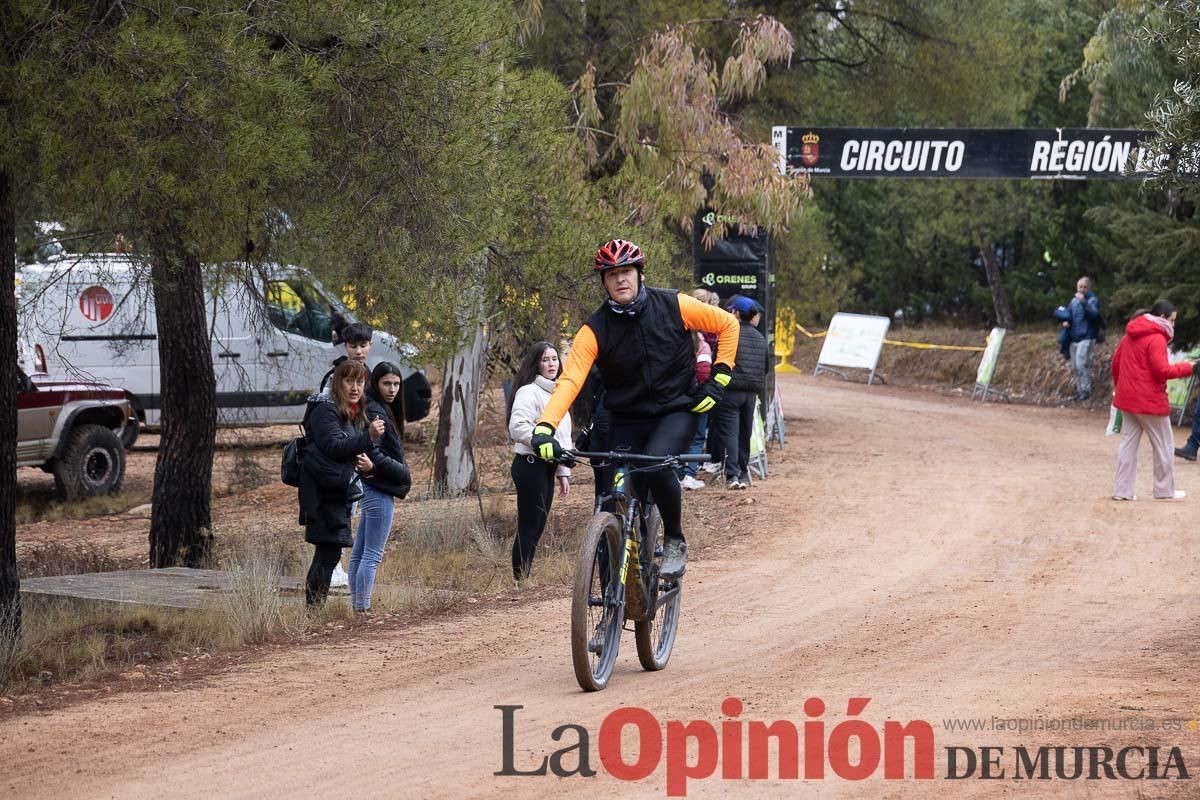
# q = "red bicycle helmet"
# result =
<box><xmin>593</xmin><ymin>239</ymin><xmax>646</xmax><ymax>272</ymax></box>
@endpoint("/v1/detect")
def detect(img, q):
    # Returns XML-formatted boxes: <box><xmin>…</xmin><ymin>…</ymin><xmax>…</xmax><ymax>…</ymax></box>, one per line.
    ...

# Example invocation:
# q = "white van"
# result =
<box><xmin>17</xmin><ymin>254</ymin><xmax>426</xmax><ymax>440</ymax></box>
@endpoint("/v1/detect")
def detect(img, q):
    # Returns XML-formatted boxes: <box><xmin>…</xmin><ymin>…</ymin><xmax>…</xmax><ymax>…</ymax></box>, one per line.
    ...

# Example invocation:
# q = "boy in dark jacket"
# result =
<box><xmin>319</xmin><ymin>321</ymin><xmax>373</xmax><ymax>395</ymax></box>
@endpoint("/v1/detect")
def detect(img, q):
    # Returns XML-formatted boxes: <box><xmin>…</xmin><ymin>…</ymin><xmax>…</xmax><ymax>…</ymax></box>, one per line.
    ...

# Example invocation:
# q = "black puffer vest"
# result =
<box><xmin>586</xmin><ymin>288</ymin><xmax>695</xmax><ymax>420</ymax></box>
<box><xmin>729</xmin><ymin>321</ymin><xmax>768</xmax><ymax>392</ymax></box>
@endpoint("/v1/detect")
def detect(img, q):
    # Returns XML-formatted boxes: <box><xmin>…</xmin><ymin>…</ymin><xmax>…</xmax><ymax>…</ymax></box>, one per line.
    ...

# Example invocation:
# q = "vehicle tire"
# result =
<box><xmin>635</xmin><ymin>504</ymin><xmax>682</xmax><ymax>671</ymax></box>
<box><xmin>571</xmin><ymin>511</ymin><xmax>624</xmax><ymax>692</ymax></box>
<box><xmin>53</xmin><ymin>424</ymin><xmax>126</xmax><ymax>500</ymax></box>
<box><xmin>120</xmin><ymin>415</ymin><xmax>140</xmax><ymax>450</ymax></box>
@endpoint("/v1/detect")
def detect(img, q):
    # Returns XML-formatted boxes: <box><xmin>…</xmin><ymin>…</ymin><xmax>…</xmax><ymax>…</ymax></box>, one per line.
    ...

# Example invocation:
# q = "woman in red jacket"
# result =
<box><xmin>1111</xmin><ymin>301</ymin><xmax>1199</xmax><ymax>500</ymax></box>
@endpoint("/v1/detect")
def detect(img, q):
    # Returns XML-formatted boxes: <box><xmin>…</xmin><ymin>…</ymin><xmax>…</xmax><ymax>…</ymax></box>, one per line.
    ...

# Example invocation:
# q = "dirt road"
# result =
<box><xmin>4</xmin><ymin>374</ymin><xmax>1199</xmax><ymax>798</ymax></box>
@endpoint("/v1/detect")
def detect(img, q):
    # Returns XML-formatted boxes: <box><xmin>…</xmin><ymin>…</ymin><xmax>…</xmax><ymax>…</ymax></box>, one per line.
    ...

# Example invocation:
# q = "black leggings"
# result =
<box><xmin>712</xmin><ymin>389</ymin><xmax>757</xmax><ymax>481</ymax></box>
<box><xmin>609</xmin><ymin>411</ymin><xmax>698</xmax><ymax>542</ymax></box>
<box><xmin>511</xmin><ymin>455</ymin><xmax>557</xmax><ymax>580</ymax></box>
<box><xmin>306</xmin><ymin>542</ymin><xmax>345</xmax><ymax>606</ymax></box>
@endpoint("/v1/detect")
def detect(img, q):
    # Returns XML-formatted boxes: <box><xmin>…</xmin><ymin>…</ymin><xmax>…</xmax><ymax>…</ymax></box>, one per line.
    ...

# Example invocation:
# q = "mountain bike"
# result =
<box><xmin>566</xmin><ymin>449</ymin><xmax>710</xmax><ymax>692</ymax></box>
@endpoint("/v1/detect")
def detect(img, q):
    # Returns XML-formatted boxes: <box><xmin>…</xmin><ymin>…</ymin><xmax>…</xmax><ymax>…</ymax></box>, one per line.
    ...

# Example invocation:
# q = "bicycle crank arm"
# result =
<box><xmin>653</xmin><ymin>584</ymin><xmax>681</xmax><ymax>612</ymax></box>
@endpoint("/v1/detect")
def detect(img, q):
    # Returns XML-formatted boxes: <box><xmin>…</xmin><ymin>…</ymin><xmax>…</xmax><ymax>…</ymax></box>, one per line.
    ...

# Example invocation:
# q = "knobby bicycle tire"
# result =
<box><xmin>571</xmin><ymin>511</ymin><xmax>624</xmax><ymax>691</ymax></box>
<box><xmin>634</xmin><ymin>504</ymin><xmax>681</xmax><ymax>671</ymax></box>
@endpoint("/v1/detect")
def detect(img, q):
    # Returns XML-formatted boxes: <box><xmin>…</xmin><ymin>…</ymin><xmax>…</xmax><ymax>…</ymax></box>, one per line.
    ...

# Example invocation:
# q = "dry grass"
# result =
<box><xmin>213</xmin><ymin>531</ymin><xmax>304</xmax><ymax>644</ymax></box>
<box><xmin>375</xmin><ymin>496</ymin><xmax>509</xmax><ymax>606</ymax></box>
<box><xmin>224</xmin><ymin>448</ymin><xmax>275</xmax><ymax>495</ymax></box>
<box><xmin>370</xmin><ymin>491</ymin><xmax>594</xmax><ymax>608</ymax></box>
<box><xmin>1</xmin><ymin>596</ymin><xmax>227</xmax><ymax>693</ymax></box>
<box><xmin>1</xmin><ymin>532</ymin><xmax>333</xmax><ymax>694</ymax></box>
<box><xmin>0</xmin><ymin>601</ymin><xmax>21</xmax><ymax>692</ymax></box>
<box><xmin>15</xmin><ymin>488</ymin><xmax>152</xmax><ymax>526</ymax></box>
<box><xmin>18</xmin><ymin>539</ymin><xmax>136</xmax><ymax>579</ymax></box>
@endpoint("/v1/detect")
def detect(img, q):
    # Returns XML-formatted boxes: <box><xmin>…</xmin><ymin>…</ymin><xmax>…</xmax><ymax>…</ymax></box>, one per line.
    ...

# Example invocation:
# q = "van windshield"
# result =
<box><xmin>265</xmin><ymin>277</ymin><xmax>342</xmax><ymax>342</ymax></box>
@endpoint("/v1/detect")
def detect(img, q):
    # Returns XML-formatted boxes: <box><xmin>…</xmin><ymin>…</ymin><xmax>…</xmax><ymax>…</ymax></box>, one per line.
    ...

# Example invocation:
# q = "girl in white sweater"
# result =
<box><xmin>507</xmin><ymin>341</ymin><xmax>573</xmax><ymax>584</ymax></box>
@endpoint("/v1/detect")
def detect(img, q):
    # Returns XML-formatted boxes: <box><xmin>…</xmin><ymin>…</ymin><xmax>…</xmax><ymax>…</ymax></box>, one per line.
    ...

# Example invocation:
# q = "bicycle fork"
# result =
<box><xmin>589</xmin><ymin>525</ymin><xmax>634</xmax><ymax>656</ymax></box>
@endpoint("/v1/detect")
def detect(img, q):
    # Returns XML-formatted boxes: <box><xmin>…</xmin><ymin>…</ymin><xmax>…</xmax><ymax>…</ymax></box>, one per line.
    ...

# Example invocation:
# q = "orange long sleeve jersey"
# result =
<box><xmin>538</xmin><ymin>292</ymin><xmax>740</xmax><ymax>429</ymax></box>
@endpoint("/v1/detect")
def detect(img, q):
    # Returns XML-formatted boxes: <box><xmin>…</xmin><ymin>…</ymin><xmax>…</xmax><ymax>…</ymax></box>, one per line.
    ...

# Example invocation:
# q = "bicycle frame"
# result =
<box><xmin>574</xmin><ymin>450</ymin><xmax>704</xmax><ymax>622</ymax></box>
<box><xmin>600</xmin><ymin>482</ymin><xmax>654</xmax><ymax>623</ymax></box>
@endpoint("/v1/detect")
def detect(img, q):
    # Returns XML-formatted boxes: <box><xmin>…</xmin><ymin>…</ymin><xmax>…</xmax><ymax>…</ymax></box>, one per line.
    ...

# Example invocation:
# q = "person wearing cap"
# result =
<box><xmin>711</xmin><ymin>295</ymin><xmax>769</xmax><ymax>490</ymax></box>
<box><xmin>528</xmin><ymin>239</ymin><xmax>740</xmax><ymax>577</ymax></box>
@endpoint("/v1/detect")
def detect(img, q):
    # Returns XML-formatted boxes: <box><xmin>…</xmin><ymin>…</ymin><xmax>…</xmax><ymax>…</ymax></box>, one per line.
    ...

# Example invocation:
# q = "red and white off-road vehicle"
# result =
<box><xmin>17</xmin><ymin>358</ymin><xmax>130</xmax><ymax>500</ymax></box>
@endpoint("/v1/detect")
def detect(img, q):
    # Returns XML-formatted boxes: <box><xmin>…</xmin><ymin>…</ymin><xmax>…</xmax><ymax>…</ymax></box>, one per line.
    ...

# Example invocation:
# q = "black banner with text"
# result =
<box><xmin>771</xmin><ymin>127</ymin><xmax>1157</xmax><ymax>180</ymax></box>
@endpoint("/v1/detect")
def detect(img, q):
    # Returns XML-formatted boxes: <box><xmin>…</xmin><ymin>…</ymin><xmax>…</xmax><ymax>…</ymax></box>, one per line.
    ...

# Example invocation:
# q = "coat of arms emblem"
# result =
<box><xmin>801</xmin><ymin>132</ymin><xmax>820</xmax><ymax>166</ymax></box>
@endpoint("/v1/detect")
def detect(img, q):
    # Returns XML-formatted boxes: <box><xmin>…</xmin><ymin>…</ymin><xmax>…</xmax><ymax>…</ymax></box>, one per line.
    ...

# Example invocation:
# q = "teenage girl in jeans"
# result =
<box><xmin>507</xmin><ymin>342</ymin><xmax>573</xmax><ymax>585</ymax></box>
<box><xmin>348</xmin><ymin>362</ymin><xmax>412</xmax><ymax>613</ymax></box>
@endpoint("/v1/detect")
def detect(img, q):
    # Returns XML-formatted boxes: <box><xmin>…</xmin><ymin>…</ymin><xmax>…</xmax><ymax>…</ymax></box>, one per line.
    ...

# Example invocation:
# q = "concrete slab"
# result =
<box><xmin>19</xmin><ymin>567</ymin><xmax>329</xmax><ymax>609</ymax></box>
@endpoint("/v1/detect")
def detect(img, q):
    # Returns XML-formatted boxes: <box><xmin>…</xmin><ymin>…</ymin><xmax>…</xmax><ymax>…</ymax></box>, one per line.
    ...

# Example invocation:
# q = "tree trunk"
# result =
<box><xmin>0</xmin><ymin>168</ymin><xmax>21</xmax><ymax>641</ymax></box>
<box><xmin>148</xmin><ymin>236</ymin><xmax>217</xmax><ymax>567</ymax></box>
<box><xmin>974</xmin><ymin>228</ymin><xmax>1016</xmax><ymax>330</ymax></box>
<box><xmin>433</xmin><ymin>322</ymin><xmax>488</xmax><ymax>496</ymax></box>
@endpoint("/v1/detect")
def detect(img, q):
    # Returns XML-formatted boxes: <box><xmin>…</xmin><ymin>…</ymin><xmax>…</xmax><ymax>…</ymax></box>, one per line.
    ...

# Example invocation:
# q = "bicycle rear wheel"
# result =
<box><xmin>634</xmin><ymin>504</ymin><xmax>682</xmax><ymax>671</ymax></box>
<box><xmin>571</xmin><ymin>511</ymin><xmax>624</xmax><ymax>691</ymax></box>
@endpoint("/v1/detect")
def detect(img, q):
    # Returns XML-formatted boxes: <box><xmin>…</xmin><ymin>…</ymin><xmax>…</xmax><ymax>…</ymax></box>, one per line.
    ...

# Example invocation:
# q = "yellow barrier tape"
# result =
<box><xmin>881</xmin><ymin>338</ymin><xmax>985</xmax><ymax>352</ymax></box>
<box><xmin>795</xmin><ymin>324</ymin><xmax>827</xmax><ymax>339</ymax></box>
<box><xmin>794</xmin><ymin>324</ymin><xmax>985</xmax><ymax>352</ymax></box>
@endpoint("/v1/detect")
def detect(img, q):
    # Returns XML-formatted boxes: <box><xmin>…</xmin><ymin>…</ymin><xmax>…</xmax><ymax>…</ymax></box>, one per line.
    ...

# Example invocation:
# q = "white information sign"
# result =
<box><xmin>814</xmin><ymin>313</ymin><xmax>890</xmax><ymax>384</ymax></box>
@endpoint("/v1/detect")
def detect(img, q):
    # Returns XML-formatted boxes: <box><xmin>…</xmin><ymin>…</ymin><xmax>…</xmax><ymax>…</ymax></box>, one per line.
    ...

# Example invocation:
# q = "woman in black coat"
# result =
<box><xmin>711</xmin><ymin>295</ymin><xmax>769</xmax><ymax>490</ymax></box>
<box><xmin>347</xmin><ymin>362</ymin><xmax>412</xmax><ymax>613</ymax></box>
<box><xmin>300</xmin><ymin>360</ymin><xmax>384</xmax><ymax>606</ymax></box>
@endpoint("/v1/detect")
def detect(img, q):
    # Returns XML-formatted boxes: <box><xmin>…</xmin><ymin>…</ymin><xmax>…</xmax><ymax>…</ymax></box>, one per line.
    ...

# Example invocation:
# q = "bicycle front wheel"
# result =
<box><xmin>635</xmin><ymin>504</ymin><xmax>681</xmax><ymax>671</ymax></box>
<box><xmin>571</xmin><ymin>511</ymin><xmax>624</xmax><ymax>691</ymax></box>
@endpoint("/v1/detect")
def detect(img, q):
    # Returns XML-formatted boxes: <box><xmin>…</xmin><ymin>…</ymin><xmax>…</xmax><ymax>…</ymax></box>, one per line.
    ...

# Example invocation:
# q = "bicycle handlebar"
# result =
<box><xmin>567</xmin><ymin>449</ymin><xmax>711</xmax><ymax>464</ymax></box>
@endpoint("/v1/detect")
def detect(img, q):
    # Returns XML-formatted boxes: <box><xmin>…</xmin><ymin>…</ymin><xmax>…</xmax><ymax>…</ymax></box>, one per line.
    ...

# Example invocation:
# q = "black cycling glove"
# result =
<box><xmin>691</xmin><ymin>363</ymin><xmax>732</xmax><ymax>413</ymax></box>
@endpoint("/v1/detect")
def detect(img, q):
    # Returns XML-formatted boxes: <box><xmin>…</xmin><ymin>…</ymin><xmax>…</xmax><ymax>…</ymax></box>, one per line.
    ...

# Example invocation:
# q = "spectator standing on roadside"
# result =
<box><xmin>1176</xmin><ymin>392</ymin><xmax>1200</xmax><ymax>462</ymax></box>
<box><xmin>314</xmin><ymin>320</ymin><xmax>374</xmax><ymax>588</ymax></box>
<box><xmin>319</xmin><ymin>321</ymin><xmax>373</xmax><ymax>395</ymax></box>
<box><xmin>711</xmin><ymin>295</ymin><xmax>769</xmax><ymax>490</ymax></box>
<box><xmin>1062</xmin><ymin>277</ymin><xmax>1102</xmax><ymax>401</ymax></box>
<box><xmin>1111</xmin><ymin>301</ymin><xmax>1199</xmax><ymax>501</ymax></box>
<box><xmin>679</xmin><ymin>329</ymin><xmax>714</xmax><ymax>490</ymax></box>
<box><xmin>300</xmin><ymin>360</ymin><xmax>385</xmax><ymax>605</ymax></box>
<box><xmin>347</xmin><ymin>362</ymin><xmax>412</xmax><ymax>614</ymax></box>
<box><xmin>687</xmin><ymin>289</ymin><xmax>723</xmax><ymax>479</ymax></box>
<box><xmin>507</xmin><ymin>342</ymin><xmax>573</xmax><ymax>586</ymax></box>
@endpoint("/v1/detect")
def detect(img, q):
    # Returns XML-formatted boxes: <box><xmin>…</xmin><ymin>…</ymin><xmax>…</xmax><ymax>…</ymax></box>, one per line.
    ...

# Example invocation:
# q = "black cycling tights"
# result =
<box><xmin>608</xmin><ymin>411</ymin><xmax>698</xmax><ymax>542</ymax></box>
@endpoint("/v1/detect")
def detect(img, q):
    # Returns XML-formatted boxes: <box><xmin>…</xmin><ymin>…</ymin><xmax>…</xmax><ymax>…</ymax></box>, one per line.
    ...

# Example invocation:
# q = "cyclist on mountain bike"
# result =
<box><xmin>530</xmin><ymin>239</ymin><xmax>740</xmax><ymax>578</ymax></box>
